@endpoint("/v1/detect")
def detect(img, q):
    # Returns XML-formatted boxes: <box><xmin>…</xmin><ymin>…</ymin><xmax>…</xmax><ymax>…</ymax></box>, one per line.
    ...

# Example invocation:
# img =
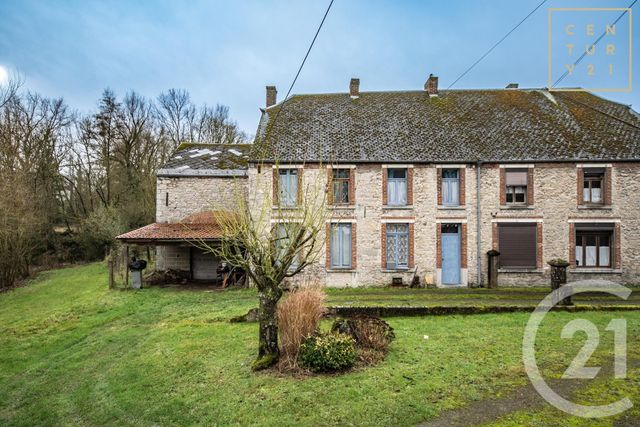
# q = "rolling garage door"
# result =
<box><xmin>192</xmin><ymin>249</ymin><xmax>219</xmax><ymax>280</ymax></box>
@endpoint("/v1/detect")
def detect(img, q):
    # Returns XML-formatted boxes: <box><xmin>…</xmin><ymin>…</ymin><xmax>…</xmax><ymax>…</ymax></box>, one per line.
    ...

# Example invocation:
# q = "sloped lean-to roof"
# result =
<box><xmin>116</xmin><ymin>211</ymin><xmax>236</xmax><ymax>243</ymax></box>
<box><xmin>158</xmin><ymin>143</ymin><xmax>251</xmax><ymax>177</ymax></box>
<box><xmin>252</xmin><ymin>89</ymin><xmax>640</xmax><ymax>163</ymax></box>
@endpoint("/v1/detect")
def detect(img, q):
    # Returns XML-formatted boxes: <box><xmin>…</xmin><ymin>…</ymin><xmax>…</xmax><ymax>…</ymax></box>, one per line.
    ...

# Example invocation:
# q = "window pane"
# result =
<box><xmin>388</xmin><ymin>175</ymin><xmax>407</xmax><ymax>206</ymax></box>
<box><xmin>575</xmin><ymin>245</ymin><xmax>583</xmax><ymax>266</ymax></box>
<box><xmin>443</xmin><ymin>177</ymin><xmax>459</xmax><ymax>206</ymax></box>
<box><xmin>583</xmin><ymin>186</ymin><xmax>590</xmax><ymax>202</ymax></box>
<box><xmin>279</xmin><ymin>170</ymin><xmax>297</xmax><ymax>206</ymax></box>
<box><xmin>386</xmin><ymin>233</ymin><xmax>397</xmax><ymax>268</ymax></box>
<box><xmin>506</xmin><ymin>191</ymin><xmax>513</xmax><ymax>203</ymax></box>
<box><xmin>333</xmin><ymin>169</ymin><xmax>349</xmax><ymax>179</ymax></box>
<box><xmin>585</xmin><ymin>245</ymin><xmax>597</xmax><ymax>266</ymax></box>
<box><xmin>515</xmin><ymin>186</ymin><xmax>526</xmax><ymax>203</ymax></box>
<box><xmin>333</xmin><ymin>181</ymin><xmax>349</xmax><ymax>204</ymax></box>
<box><xmin>341</xmin><ymin>225</ymin><xmax>351</xmax><ymax>267</ymax></box>
<box><xmin>331</xmin><ymin>226</ymin><xmax>340</xmax><ymax>267</ymax></box>
<box><xmin>591</xmin><ymin>187</ymin><xmax>601</xmax><ymax>203</ymax></box>
<box><xmin>442</xmin><ymin>169</ymin><xmax>458</xmax><ymax>179</ymax></box>
<box><xmin>388</xmin><ymin>168</ymin><xmax>406</xmax><ymax>179</ymax></box>
<box><xmin>331</xmin><ymin>224</ymin><xmax>352</xmax><ymax>268</ymax></box>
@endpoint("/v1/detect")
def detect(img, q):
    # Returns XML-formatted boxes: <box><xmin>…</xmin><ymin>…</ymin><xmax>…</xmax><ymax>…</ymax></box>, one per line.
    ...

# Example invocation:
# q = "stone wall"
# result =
<box><xmin>156</xmin><ymin>176</ymin><xmax>247</xmax><ymax>222</ymax></box>
<box><xmin>249</xmin><ymin>162</ymin><xmax>640</xmax><ymax>288</ymax></box>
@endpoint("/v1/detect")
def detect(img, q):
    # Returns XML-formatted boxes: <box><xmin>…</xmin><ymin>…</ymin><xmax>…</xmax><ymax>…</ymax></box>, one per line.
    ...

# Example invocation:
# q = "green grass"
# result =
<box><xmin>0</xmin><ymin>263</ymin><xmax>638</xmax><ymax>426</ymax></box>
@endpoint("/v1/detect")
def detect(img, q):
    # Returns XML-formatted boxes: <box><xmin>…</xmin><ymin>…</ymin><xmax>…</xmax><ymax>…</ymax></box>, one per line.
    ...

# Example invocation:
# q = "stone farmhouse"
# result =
<box><xmin>117</xmin><ymin>75</ymin><xmax>640</xmax><ymax>287</ymax></box>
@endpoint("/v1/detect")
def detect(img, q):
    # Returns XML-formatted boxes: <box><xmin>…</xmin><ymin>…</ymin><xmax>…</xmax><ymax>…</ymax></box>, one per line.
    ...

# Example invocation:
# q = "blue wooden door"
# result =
<box><xmin>442</xmin><ymin>226</ymin><xmax>461</xmax><ymax>285</ymax></box>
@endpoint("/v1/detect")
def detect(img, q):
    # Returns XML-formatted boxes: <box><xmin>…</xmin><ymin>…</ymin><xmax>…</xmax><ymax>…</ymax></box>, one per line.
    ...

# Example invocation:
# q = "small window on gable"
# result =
<box><xmin>387</xmin><ymin>168</ymin><xmax>407</xmax><ymax>206</ymax></box>
<box><xmin>278</xmin><ymin>169</ymin><xmax>298</xmax><ymax>207</ymax></box>
<box><xmin>442</xmin><ymin>169</ymin><xmax>460</xmax><ymax>206</ymax></box>
<box><xmin>583</xmin><ymin>168</ymin><xmax>604</xmax><ymax>205</ymax></box>
<box><xmin>505</xmin><ymin>169</ymin><xmax>527</xmax><ymax>205</ymax></box>
<box><xmin>332</xmin><ymin>169</ymin><xmax>350</xmax><ymax>204</ymax></box>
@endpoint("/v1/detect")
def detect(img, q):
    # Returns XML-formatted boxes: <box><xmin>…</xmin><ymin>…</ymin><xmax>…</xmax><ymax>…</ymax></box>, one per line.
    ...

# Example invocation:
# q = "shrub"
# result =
<box><xmin>331</xmin><ymin>316</ymin><xmax>395</xmax><ymax>352</ymax></box>
<box><xmin>298</xmin><ymin>332</ymin><xmax>357</xmax><ymax>373</ymax></box>
<box><xmin>277</xmin><ymin>286</ymin><xmax>326</xmax><ymax>369</ymax></box>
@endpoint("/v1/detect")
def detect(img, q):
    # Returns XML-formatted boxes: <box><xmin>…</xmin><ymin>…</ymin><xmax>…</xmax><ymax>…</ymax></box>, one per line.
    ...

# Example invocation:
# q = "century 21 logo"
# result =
<box><xmin>548</xmin><ymin>8</ymin><xmax>632</xmax><ymax>92</ymax></box>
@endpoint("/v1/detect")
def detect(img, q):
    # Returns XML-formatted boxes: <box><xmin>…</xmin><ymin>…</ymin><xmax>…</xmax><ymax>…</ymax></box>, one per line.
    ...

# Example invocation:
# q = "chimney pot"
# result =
<box><xmin>424</xmin><ymin>74</ymin><xmax>438</xmax><ymax>95</ymax></box>
<box><xmin>506</xmin><ymin>83</ymin><xmax>519</xmax><ymax>89</ymax></box>
<box><xmin>349</xmin><ymin>78</ymin><xmax>360</xmax><ymax>98</ymax></box>
<box><xmin>266</xmin><ymin>86</ymin><xmax>277</xmax><ymax>107</ymax></box>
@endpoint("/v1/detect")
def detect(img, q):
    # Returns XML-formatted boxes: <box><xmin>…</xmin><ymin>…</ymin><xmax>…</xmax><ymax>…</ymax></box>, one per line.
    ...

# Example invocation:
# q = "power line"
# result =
<box><xmin>447</xmin><ymin>0</ymin><xmax>548</xmax><ymax>90</ymax></box>
<box><xmin>552</xmin><ymin>0</ymin><xmax>637</xmax><ymax>88</ymax></box>
<box><xmin>266</xmin><ymin>0</ymin><xmax>334</xmax><ymax>140</ymax></box>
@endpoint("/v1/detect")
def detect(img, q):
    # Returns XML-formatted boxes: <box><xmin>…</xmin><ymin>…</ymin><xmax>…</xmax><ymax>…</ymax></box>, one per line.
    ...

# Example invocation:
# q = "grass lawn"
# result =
<box><xmin>0</xmin><ymin>263</ymin><xmax>638</xmax><ymax>426</ymax></box>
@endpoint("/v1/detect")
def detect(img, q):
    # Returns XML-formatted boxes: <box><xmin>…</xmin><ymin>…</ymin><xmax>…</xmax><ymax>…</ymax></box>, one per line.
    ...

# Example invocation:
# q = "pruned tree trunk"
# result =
<box><xmin>252</xmin><ymin>286</ymin><xmax>283</xmax><ymax>371</ymax></box>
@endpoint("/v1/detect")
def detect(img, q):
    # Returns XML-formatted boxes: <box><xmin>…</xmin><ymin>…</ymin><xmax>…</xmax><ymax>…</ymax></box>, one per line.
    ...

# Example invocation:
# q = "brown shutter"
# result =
<box><xmin>498</xmin><ymin>223</ymin><xmax>537</xmax><ymax>268</ymax></box>
<box><xmin>436</xmin><ymin>223</ymin><xmax>442</xmax><ymax>268</ymax></box>
<box><xmin>296</xmin><ymin>168</ymin><xmax>303</xmax><ymax>206</ymax></box>
<box><xmin>327</xmin><ymin>168</ymin><xmax>334</xmax><ymax>205</ymax></box>
<box><xmin>381</xmin><ymin>223</ymin><xmax>387</xmax><ymax>268</ymax></box>
<box><xmin>272</xmin><ymin>168</ymin><xmax>279</xmax><ymax>205</ymax></box>
<box><xmin>536</xmin><ymin>222</ymin><xmax>543</xmax><ymax>268</ymax></box>
<box><xmin>499</xmin><ymin>168</ymin><xmax>506</xmax><ymax>205</ymax></box>
<box><xmin>407</xmin><ymin>168</ymin><xmax>414</xmax><ymax>205</ymax></box>
<box><xmin>437</xmin><ymin>168</ymin><xmax>443</xmax><ymax>205</ymax></box>
<box><xmin>577</xmin><ymin>167</ymin><xmax>584</xmax><ymax>206</ymax></box>
<box><xmin>349</xmin><ymin>168</ymin><xmax>356</xmax><ymax>205</ymax></box>
<box><xmin>461</xmin><ymin>223</ymin><xmax>468</xmax><ymax>268</ymax></box>
<box><xmin>408</xmin><ymin>223</ymin><xmax>415</xmax><ymax>268</ymax></box>
<box><xmin>325</xmin><ymin>223</ymin><xmax>331</xmax><ymax>268</ymax></box>
<box><xmin>614</xmin><ymin>222</ymin><xmax>621</xmax><ymax>269</ymax></box>
<box><xmin>569</xmin><ymin>223</ymin><xmax>576</xmax><ymax>269</ymax></box>
<box><xmin>382</xmin><ymin>168</ymin><xmax>388</xmax><ymax>205</ymax></box>
<box><xmin>459</xmin><ymin>168</ymin><xmax>466</xmax><ymax>206</ymax></box>
<box><xmin>492</xmin><ymin>222</ymin><xmax>498</xmax><ymax>250</ymax></box>
<box><xmin>604</xmin><ymin>166</ymin><xmax>612</xmax><ymax>206</ymax></box>
<box><xmin>351</xmin><ymin>223</ymin><xmax>357</xmax><ymax>269</ymax></box>
<box><xmin>527</xmin><ymin>168</ymin><xmax>534</xmax><ymax>205</ymax></box>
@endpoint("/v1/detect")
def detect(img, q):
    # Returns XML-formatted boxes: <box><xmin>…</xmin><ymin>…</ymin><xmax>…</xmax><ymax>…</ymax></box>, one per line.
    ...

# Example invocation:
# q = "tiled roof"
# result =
<box><xmin>116</xmin><ymin>211</ymin><xmax>235</xmax><ymax>243</ymax></box>
<box><xmin>253</xmin><ymin>89</ymin><xmax>640</xmax><ymax>163</ymax></box>
<box><xmin>158</xmin><ymin>143</ymin><xmax>251</xmax><ymax>177</ymax></box>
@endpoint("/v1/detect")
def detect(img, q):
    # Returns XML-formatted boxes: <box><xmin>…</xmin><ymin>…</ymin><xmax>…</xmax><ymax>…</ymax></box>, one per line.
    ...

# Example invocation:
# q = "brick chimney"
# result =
<box><xmin>424</xmin><ymin>74</ymin><xmax>438</xmax><ymax>96</ymax></box>
<box><xmin>266</xmin><ymin>86</ymin><xmax>277</xmax><ymax>107</ymax></box>
<box><xmin>349</xmin><ymin>78</ymin><xmax>360</xmax><ymax>98</ymax></box>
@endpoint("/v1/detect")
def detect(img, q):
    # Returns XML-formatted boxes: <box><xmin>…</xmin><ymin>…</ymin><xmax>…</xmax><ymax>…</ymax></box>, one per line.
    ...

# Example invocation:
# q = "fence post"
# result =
<box><xmin>108</xmin><ymin>248</ymin><xmax>115</xmax><ymax>289</ymax></box>
<box><xmin>124</xmin><ymin>245</ymin><xmax>130</xmax><ymax>288</ymax></box>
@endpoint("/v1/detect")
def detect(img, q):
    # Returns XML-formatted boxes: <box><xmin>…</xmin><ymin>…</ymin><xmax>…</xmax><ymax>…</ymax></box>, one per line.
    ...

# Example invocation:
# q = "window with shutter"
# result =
<box><xmin>505</xmin><ymin>169</ymin><xmax>528</xmax><ymax>205</ymax></box>
<box><xmin>498</xmin><ymin>223</ymin><xmax>537</xmax><ymax>268</ymax></box>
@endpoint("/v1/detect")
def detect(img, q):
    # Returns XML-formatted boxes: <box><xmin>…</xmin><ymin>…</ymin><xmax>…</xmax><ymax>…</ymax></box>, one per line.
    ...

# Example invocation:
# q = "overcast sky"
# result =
<box><xmin>0</xmin><ymin>0</ymin><xmax>637</xmax><ymax>136</ymax></box>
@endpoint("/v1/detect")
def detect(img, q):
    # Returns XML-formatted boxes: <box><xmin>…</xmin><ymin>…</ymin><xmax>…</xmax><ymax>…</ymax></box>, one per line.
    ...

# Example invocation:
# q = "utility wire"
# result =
<box><xmin>265</xmin><ymin>0</ymin><xmax>334</xmax><ymax>143</ymax></box>
<box><xmin>447</xmin><ymin>0</ymin><xmax>548</xmax><ymax>90</ymax></box>
<box><xmin>552</xmin><ymin>0</ymin><xmax>636</xmax><ymax>88</ymax></box>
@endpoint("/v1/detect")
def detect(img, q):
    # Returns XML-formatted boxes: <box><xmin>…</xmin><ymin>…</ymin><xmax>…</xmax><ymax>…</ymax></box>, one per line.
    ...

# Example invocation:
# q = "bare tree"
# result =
<box><xmin>156</xmin><ymin>88</ymin><xmax>196</xmax><ymax>148</ymax></box>
<box><xmin>202</xmin><ymin>166</ymin><xmax>328</xmax><ymax>370</ymax></box>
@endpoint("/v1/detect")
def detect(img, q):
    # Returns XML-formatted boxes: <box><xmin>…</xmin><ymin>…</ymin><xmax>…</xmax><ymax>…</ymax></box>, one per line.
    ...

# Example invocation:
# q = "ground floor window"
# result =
<box><xmin>386</xmin><ymin>223</ymin><xmax>409</xmax><ymax>269</ymax></box>
<box><xmin>330</xmin><ymin>223</ymin><xmax>352</xmax><ymax>269</ymax></box>
<box><xmin>498</xmin><ymin>223</ymin><xmax>537</xmax><ymax>268</ymax></box>
<box><xmin>575</xmin><ymin>230</ymin><xmax>611</xmax><ymax>268</ymax></box>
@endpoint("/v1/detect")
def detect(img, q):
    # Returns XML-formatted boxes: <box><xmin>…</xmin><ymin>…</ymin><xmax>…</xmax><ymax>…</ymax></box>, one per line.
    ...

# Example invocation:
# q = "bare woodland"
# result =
<box><xmin>0</xmin><ymin>77</ymin><xmax>248</xmax><ymax>289</ymax></box>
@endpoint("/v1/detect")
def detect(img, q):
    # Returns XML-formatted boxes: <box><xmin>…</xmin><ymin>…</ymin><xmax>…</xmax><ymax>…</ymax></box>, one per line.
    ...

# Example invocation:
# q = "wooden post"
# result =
<box><xmin>124</xmin><ymin>245</ymin><xmax>130</xmax><ymax>288</ymax></box>
<box><xmin>108</xmin><ymin>248</ymin><xmax>114</xmax><ymax>289</ymax></box>
<box><xmin>487</xmin><ymin>250</ymin><xmax>500</xmax><ymax>289</ymax></box>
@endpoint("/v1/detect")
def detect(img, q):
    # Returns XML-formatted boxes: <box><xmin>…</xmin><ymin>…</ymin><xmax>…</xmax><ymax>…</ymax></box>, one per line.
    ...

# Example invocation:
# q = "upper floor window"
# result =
<box><xmin>278</xmin><ymin>169</ymin><xmax>298</xmax><ymax>207</ymax></box>
<box><xmin>442</xmin><ymin>169</ymin><xmax>460</xmax><ymax>206</ymax></box>
<box><xmin>332</xmin><ymin>169</ymin><xmax>350</xmax><ymax>204</ymax></box>
<box><xmin>386</xmin><ymin>223</ymin><xmax>409</xmax><ymax>269</ymax></box>
<box><xmin>387</xmin><ymin>168</ymin><xmax>407</xmax><ymax>206</ymax></box>
<box><xmin>330</xmin><ymin>223</ymin><xmax>352</xmax><ymax>269</ymax></box>
<box><xmin>583</xmin><ymin>169</ymin><xmax>604</xmax><ymax>204</ymax></box>
<box><xmin>505</xmin><ymin>169</ymin><xmax>527</xmax><ymax>205</ymax></box>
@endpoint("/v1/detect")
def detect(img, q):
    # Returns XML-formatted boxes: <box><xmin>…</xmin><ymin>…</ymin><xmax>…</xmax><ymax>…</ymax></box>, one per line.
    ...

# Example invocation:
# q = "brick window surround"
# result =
<box><xmin>382</xmin><ymin>166</ymin><xmax>413</xmax><ymax>206</ymax></box>
<box><xmin>569</xmin><ymin>222</ymin><xmax>621</xmax><ymax>269</ymax></box>
<box><xmin>381</xmin><ymin>222</ymin><xmax>414</xmax><ymax>269</ymax></box>
<box><xmin>273</xmin><ymin>167</ymin><xmax>303</xmax><ymax>206</ymax></box>
<box><xmin>577</xmin><ymin>166</ymin><xmax>612</xmax><ymax>206</ymax></box>
<box><xmin>326</xmin><ymin>222</ymin><xmax>357</xmax><ymax>269</ymax></box>
<box><xmin>435</xmin><ymin>222</ymin><xmax>467</xmax><ymax>268</ymax></box>
<box><xmin>327</xmin><ymin>167</ymin><xmax>356</xmax><ymax>205</ymax></box>
<box><xmin>500</xmin><ymin>167</ymin><xmax>534</xmax><ymax>206</ymax></box>
<box><xmin>492</xmin><ymin>222</ymin><xmax>543</xmax><ymax>269</ymax></box>
<box><xmin>437</xmin><ymin>167</ymin><xmax>466</xmax><ymax>206</ymax></box>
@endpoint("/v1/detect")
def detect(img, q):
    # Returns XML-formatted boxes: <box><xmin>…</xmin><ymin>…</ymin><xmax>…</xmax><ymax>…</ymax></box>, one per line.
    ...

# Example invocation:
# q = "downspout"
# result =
<box><xmin>476</xmin><ymin>160</ymin><xmax>484</xmax><ymax>287</ymax></box>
